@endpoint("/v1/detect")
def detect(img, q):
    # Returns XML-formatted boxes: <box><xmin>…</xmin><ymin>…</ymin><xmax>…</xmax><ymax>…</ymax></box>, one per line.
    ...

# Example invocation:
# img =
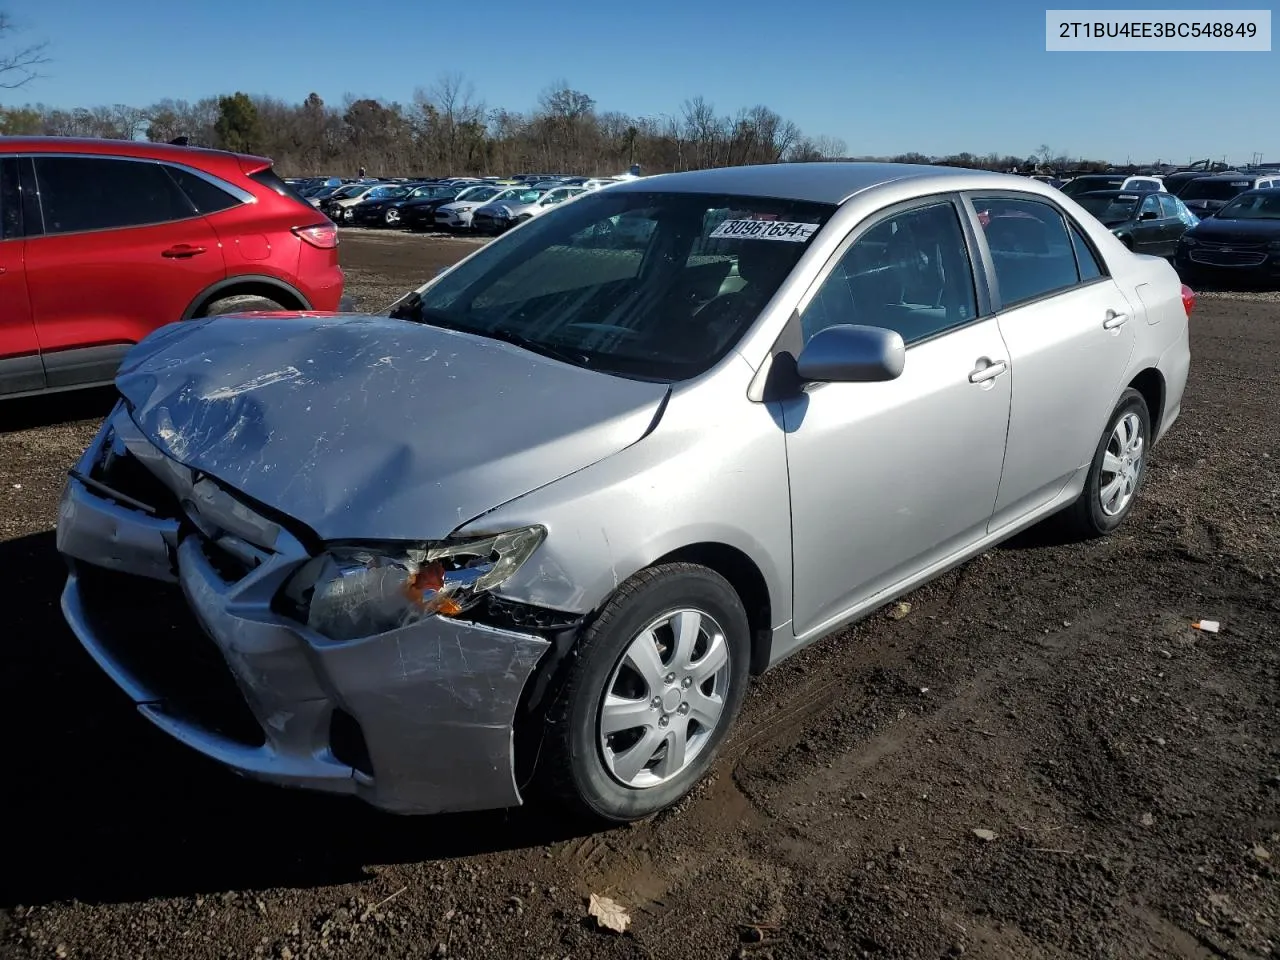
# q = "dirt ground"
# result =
<box><xmin>1</xmin><ymin>229</ymin><xmax>1276</xmax><ymax>960</ymax></box>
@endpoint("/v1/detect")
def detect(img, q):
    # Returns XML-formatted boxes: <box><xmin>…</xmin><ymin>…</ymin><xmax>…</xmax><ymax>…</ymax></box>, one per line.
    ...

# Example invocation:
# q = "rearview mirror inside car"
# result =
<box><xmin>796</xmin><ymin>324</ymin><xmax>906</xmax><ymax>384</ymax></box>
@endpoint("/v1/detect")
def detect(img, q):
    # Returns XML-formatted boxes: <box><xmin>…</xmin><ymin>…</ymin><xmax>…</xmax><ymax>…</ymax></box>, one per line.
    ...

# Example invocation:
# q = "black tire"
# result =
<box><xmin>538</xmin><ymin>563</ymin><xmax>751</xmax><ymax>823</ymax></box>
<box><xmin>201</xmin><ymin>295</ymin><xmax>289</xmax><ymax>317</ymax></box>
<box><xmin>1061</xmin><ymin>388</ymin><xmax>1151</xmax><ymax>539</ymax></box>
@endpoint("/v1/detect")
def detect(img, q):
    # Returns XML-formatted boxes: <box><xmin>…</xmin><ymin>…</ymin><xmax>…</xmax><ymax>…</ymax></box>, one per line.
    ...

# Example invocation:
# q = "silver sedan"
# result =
<box><xmin>56</xmin><ymin>163</ymin><xmax>1192</xmax><ymax>822</ymax></box>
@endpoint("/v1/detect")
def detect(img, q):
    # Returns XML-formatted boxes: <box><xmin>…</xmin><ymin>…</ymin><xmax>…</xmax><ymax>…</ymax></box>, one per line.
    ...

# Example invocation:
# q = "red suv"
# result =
<box><xmin>0</xmin><ymin>137</ymin><xmax>347</xmax><ymax>398</ymax></box>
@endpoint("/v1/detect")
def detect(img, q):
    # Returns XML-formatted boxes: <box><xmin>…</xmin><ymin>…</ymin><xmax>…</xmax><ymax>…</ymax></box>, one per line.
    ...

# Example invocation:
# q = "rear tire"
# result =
<box><xmin>200</xmin><ymin>295</ymin><xmax>288</xmax><ymax>317</ymax></box>
<box><xmin>1061</xmin><ymin>388</ymin><xmax>1151</xmax><ymax>539</ymax></box>
<box><xmin>537</xmin><ymin>563</ymin><xmax>751</xmax><ymax>823</ymax></box>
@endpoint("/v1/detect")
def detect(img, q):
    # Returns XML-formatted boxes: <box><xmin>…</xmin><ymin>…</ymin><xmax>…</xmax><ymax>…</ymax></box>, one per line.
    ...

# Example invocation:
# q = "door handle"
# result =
<box><xmin>968</xmin><ymin>359</ymin><xmax>1008</xmax><ymax>383</ymax></box>
<box><xmin>1103</xmin><ymin>310</ymin><xmax>1129</xmax><ymax>330</ymax></box>
<box><xmin>161</xmin><ymin>244</ymin><xmax>207</xmax><ymax>258</ymax></box>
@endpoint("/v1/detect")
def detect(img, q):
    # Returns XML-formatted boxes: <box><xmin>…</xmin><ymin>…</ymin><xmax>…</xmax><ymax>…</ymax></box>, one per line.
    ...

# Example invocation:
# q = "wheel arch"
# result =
<box><xmin>1127</xmin><ymin>367</ymin><xmax>1165</xmax><ymax>435</ymax></box>
<box><xmin>183</xmin><ymin>275</ymin><xmax>312</xmax><ymax>319</ymax></box>
<box><xmin>650</xmin><ymin>542</ymin><xmax>774</xmax><ymax>676</ymax></box>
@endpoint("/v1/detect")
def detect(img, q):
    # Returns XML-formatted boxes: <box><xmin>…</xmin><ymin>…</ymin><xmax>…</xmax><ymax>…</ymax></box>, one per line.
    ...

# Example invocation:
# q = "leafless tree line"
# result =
<box><xmin>0</xmin><ymin>73</ymin><xmax>863</xmax><ymax>176</ymax></box>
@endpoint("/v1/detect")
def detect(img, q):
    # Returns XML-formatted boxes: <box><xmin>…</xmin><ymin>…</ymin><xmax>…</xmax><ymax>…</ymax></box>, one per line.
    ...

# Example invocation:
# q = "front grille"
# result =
<box><xmin>77</xmin><ymin>565</ymin><xmax>266</xmax><ymax>747</ymax></box>
<box><xmin>1190</xmin><ymin>248</ymin><xmax>1268</xmax><ymax>266</ymax></box>
<box><xmin>93</xmin><ymin>443</ymin><xmax>182</xmax><ymax>519</ymax></box>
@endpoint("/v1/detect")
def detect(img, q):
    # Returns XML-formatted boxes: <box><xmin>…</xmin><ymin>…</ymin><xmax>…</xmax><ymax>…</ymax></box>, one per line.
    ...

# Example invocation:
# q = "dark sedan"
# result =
<box><xmin>347</xmin><ymin>182</ymin><xmax>432</xmax><ymax>227</ymax></box>
<box><xmin>1075</xmin><ymin>190</ymin><xmax>1199</xmax><ymax>256</ymax></box>
<box><xmin>1177</xmin><ymin>174</ymin><xmax>1264</xmax><ymax>217</ymax></box>
<box><xmin>398</xmin><ymin>184</ymin><xmax>472</xmax><ymax>231</ymax></box>
<box><xmin>1175</xmin><ymin>189</ymin><xmax>1280</xmax><ymax>286</ymax></box>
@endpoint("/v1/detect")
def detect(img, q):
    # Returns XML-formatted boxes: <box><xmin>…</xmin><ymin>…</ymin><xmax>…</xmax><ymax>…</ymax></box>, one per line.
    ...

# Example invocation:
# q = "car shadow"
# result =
<box><xmin>0</xmin><ymin>530</ymin><xmax>595</xmax><ymax>909</ymax></box>
<box><xmin>0</xmin><ymin>386</ymin><xmax>118</xmax><ymax>434</ymax></box>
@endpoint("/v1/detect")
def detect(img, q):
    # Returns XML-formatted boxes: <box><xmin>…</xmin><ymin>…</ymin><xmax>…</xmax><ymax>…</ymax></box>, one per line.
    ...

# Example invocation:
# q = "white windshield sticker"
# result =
<box><xmin>709</xmin><ymin>219</ymin><xmax>820</xmax><ymax>242</ymax></box>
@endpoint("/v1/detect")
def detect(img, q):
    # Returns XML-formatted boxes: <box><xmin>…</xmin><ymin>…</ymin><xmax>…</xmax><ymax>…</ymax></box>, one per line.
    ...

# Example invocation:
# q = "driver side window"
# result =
<box><xmin>1139</xmin><ymin>194</ymin><xmax>1160</xmax><ymax>219</ymax></box>
<box><xmin>800</xmin><ymin>201</ymin><xmax>979</xmax><ymax>346</ymax></box>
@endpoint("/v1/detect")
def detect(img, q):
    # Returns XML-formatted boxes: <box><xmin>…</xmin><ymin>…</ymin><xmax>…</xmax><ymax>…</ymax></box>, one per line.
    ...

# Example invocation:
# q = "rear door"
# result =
<box><xmin>0</xmin><ymin>156</ymin><xmax>43</xmax><ymax>395</ymax></box>
<box><xmin>24</xmin><ymin>155</ymin><xmax>227</xmax><ymax>388</ymax></box>
<box><xmin>1131</xmin><ymin>194</ymin><xmax>1166</xmax><ymax>254</ymax></box>
<box><xmin>968</xmin><ymin>193</ymin><xmax>1138</xmax><ymax>531</ymax></box>
<box><xmin>1156</xmin><ymin>194</ymin><xmax>1186</xmax><ymax>254</ymax></box>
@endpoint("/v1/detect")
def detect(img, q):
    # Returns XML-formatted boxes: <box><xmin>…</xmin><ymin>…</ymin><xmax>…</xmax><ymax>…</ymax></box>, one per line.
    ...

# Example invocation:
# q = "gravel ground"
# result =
<box><xmin>0</xmin><ymin>230</ymin><xmax>1276</xmax><ymax>960</ymax></box>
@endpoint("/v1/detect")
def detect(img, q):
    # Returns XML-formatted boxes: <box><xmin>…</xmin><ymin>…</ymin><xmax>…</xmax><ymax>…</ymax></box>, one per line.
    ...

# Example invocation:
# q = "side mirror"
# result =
<box><xmin>1139</xmin><ymin>210</ymin><xmax>1158</xmax><ymax>221</ymax></box>
<box><xmin>795</xmin><ymin>324</ymin><xmax>906</xmax><ymax>383</ymax></box>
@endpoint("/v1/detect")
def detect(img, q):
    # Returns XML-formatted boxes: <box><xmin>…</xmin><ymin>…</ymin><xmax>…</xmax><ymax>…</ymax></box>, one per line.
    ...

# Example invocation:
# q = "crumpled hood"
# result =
<box><xmin>115</xmin><ymin>314</ymin><xmax>668</xmax><ymax>542</ymax></box>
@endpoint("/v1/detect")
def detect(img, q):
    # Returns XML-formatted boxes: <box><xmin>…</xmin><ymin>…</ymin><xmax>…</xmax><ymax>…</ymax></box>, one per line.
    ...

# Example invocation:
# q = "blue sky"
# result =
<box><xmin>2</xmin><ymin>0</ymin><xmax>1275</xmax><ymax>163</ymax></box>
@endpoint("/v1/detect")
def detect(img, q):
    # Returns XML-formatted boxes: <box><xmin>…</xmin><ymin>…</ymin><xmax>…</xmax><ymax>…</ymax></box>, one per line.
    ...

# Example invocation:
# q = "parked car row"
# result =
<box><xmin>1029</xmin><ymin>166</ymin><xmax>1280</xmax><ymax>287</ymax></box>
<box><xmin>279</xmin><ymin>171</ymin><xmax>636</xmax><ymax>233</ymax></box>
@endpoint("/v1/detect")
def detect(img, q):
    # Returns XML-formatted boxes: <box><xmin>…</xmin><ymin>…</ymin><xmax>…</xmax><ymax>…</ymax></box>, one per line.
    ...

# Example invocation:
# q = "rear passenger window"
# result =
<box><xmin>165</xmin><ymin>166</ymin><xmax>242</xmax><ymax>215</ymax></box>
<box><xmin>1157</xmin><ymin>194</ymin><xmax>1179</xmax><ymax>219</ymax></box>
<box><xmin>972</xmin><ymin>197</ymin><xmax>1081</xmax><ymax>307</ymax></box>
<box><xmin>33</xmin><ymin>157</ymin><xmax>196</xmax><ymax>235</ymax></box>
<box><xmin>801</xmin><ymin>201</ymin><xmax>978</xmax><ymax>346</ymax></box>
<box><xmin>1069</xmin><ymin>225</ymin><xmax>1104</xmax><ymax>281</ymax></box>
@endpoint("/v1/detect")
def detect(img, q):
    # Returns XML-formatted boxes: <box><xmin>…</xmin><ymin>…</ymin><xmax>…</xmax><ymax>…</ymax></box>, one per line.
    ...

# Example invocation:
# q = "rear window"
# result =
<box><xmin>250</xmin><ymin>167</ymin><xmax>311</xmax><ymax>206</ymax></box>
<box><xmin>165</xmin><ymin>166</ymin><xmax>242</xmax><ymax>215</ymax></box>
<box><xmin>1180</xmin><ymin>179</ymin><xmax>1251</xmax><ymax>202</ymax></box>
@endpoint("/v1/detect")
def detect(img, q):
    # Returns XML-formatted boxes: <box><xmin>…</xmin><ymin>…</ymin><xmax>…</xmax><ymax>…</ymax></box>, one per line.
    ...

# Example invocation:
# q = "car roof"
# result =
<box><xmin>601</xmin><ymin>161</ymin><xmax>1011</xmax><ymax>204</ymax></box>
<box><xmin>1079</xmin><ymin>190</ymin><xmax>1143</xmax><ymax>199</ymax></box>
<box><xmin>0</xmin><ymin>135</ymin><xmax>270</xmax><ymax>170</ymax></box>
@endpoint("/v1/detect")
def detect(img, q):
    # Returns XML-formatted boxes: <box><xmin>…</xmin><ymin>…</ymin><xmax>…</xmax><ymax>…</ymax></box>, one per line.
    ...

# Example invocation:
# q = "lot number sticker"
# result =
<box><xmin>709</xmin><ymin>219</ymin><xmax>820</xmax><ymax>242</ymax></box>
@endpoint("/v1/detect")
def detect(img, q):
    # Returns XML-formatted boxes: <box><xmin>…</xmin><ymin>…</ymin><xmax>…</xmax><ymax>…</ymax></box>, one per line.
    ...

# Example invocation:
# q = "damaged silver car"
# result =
<box><xmin>57</xmin><ymin>163</ymin><xmax>1191</xmax><ymax>822</ymax></box>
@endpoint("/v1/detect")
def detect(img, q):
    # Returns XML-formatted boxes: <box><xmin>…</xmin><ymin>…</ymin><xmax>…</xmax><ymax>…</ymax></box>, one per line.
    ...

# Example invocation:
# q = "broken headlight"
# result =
<box><xmin>282</xmin><ymin>526</ymin><xmax>546</xmax><ymax>642</ymax></box>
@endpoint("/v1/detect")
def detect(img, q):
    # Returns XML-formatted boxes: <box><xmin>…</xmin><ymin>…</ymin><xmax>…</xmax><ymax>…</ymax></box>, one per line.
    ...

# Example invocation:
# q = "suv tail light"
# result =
<box><xmin>294</xmin><ymin>224</ymin><xmax>339</xmax><ymax>249</ymax></box>
<box><xmin>1181</xmin><ymin>283</ymin><xmax>1196</xmax><ymax>318</ymax></box>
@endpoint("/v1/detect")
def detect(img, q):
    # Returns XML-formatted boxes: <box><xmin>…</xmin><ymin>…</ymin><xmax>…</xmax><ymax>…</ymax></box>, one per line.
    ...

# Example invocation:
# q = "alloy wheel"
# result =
<box><xmin>1099</xmin><ymin>411</ymin><xmax>1144</xmax><ymax>516</ymax></box>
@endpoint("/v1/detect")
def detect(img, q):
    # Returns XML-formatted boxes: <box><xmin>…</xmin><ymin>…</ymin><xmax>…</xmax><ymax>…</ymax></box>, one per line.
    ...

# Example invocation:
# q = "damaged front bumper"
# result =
<box><xmin>55</xmin><ymin>403</ymin><xmax>557</xmax><ymax>814</ymax></box>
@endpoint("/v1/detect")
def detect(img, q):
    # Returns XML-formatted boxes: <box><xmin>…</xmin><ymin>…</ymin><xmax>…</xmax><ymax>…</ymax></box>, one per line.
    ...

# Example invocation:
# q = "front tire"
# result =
<box><xmin>538</xmin><ymin>563</ymin><xmax>751</xmax><ymax>823</ymax></box>
<box><xmin>1061</xmin><ymin>388</ymin><xmax>1151</xmax><ymax>538</ymax></box>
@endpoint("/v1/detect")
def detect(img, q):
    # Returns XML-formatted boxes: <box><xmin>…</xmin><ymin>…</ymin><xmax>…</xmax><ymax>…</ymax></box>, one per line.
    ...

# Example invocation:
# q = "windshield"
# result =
<box><xmin>541</xmin><ymin>188</ymin><xmax>583</xmax><ymax>205</ymax></box>
<box><xmin>1077</xmin><ymin>193</ymin><xmax>1139</xmax><ymax>222</ymax></box>
<box><xmin>1216</xmin><ymin>192</ymin><xmax>1280</xmax><ymax>220</ymax></box>
<box><xmin>504</xmin><ymin>189</ymin><xmax>546</xmax><ymax>205</ymax></box>
<box><xmin>1181</xmin><ymin>179</ymin><xmax>1251</xmax><ymax>202</ymax></box>
<box><xmin>458</xmin><ymin>186</ymin><xmax>501</xmax><ymax>203</ymax></box>
<box><xmin>394</xmin><ymin>191</ymin><xmax>837</xmax><ymax>381</ymax></box>
<box><xmin>409</xmin><ymin>185</ymin><xmax>452</xmax><ymax>199</ymax></box>
<box><xmin>333</xmin><ymin>184</ymin><xmax>367</xmax><ymax>199</ymax></box>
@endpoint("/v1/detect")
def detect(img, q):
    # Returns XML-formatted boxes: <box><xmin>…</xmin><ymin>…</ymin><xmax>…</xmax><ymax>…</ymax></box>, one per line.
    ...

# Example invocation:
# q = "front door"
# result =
<box><xmin>780</xmin><ymin>197</ymin><xmax>1011</xmax><ymax>639</ymax></box>
<box><xmin>24</xmin><ymin>155</ymin><xmax>226</xmax><ymax>388</ymax></box>
<box><xmin>966</xmin><ymin>194</ymin><xmax>1138</xmax><ymax>531</ymax></box>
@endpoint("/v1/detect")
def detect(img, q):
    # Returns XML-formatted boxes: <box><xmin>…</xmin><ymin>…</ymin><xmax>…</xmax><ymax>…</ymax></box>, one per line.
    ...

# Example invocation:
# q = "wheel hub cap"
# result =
<box><xmin>598</xmin><ymin>608</ymin><xmax>732</xmax><ymax>790</ymax></box>
<box><xmin>1099</xmin><ymin>411</ymin><xmax>1145</xmax><ymax>517</ymax></box>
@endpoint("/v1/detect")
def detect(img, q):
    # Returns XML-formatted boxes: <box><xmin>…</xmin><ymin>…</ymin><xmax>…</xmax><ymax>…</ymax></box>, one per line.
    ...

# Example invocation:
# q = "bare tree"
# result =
<box><xmin>0</xmin><ymin>13</ymin><xmax>48</xmax><ymax>89</ymax></box>
<box><xmin>0</xmin><ymin>82</ymin><xmax>1126</xmax><ymax>178</ymax></box>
